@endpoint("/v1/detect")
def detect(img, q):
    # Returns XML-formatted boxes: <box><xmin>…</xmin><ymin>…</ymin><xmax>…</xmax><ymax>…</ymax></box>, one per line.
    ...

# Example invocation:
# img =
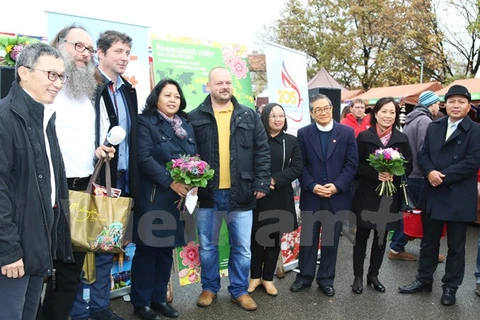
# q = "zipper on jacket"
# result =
<box><xmin>52</xmin><ymin>268</ymin><xmax>57</xmax><ymax>289</ymax></box>
<box><xmin>281</xmin><ymin>139</ymin><xmax>286</xmax><ymax>171</ymax></box>
<box><xmin>150</xmin><ymin>184</ymin><xmax>157</xmax><ymax>203</ymax></box>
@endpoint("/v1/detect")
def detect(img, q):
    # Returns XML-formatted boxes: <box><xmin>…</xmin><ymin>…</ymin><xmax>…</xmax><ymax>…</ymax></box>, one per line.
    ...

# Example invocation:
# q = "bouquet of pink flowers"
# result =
<box><xmin>367</xmin><ymin>147</ymin><xmax>408</xmax><ymax>196</ymax></box>
<box><xmin>166</xmin><ymin>154</ymin><xmax>215</xmax><ymax>211</ymax></box>
<box><xmin>166</xmin><ymin>154</ymin><xmax>215</xmax><ymax>187</ymax></box>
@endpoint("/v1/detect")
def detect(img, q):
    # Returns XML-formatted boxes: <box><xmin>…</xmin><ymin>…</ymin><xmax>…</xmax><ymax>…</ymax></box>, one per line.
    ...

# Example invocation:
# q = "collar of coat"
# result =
<box><xmin>431</xmin><ymin>114</ymin><xmax>473</xmax><ymax>133</ymax></box>
<box><xmin>359</xmin><ymin>126</ymin><xmax>408</xmax><ymax>149</ymax></box>
<box><xmin>197</xmin><ymin>94</ymin><xmax>243</xmax><ymax>115</ymax></box>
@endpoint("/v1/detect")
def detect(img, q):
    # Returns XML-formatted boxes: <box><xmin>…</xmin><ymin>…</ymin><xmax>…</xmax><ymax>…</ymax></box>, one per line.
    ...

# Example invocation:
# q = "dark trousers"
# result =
<box><xmin>353</xmin><ymin>227</ymin><xmax>389</xmax><ymax>277</ymax></box>
<box><xmin>38</xmin><ymin>251</ymin><xmax>86</xmax><ymax>320</ymax></box>
<box><xmin>130</xmin><ymin>245</ymin><xmax>174</xmax><ymax>306</ymax></box>
<box><xmin>0</xmin><ymin>274</ymin><xmax>44</xmax><ymax>320</ymax></box>
<box><xmin>296</xmin><ymin>201</ymin><xmax>342</xmax><ymax>286</ymax></box>
<box><xmin>38</xmin><ymin>178</ymin><xmax>89</xmax><ymax>320</ymax></box>
<box><xmin>71</xmin><ymin>253</ymin><xmax>114</xmax><ymax>319</ymax></box>
<box><xmin>417</xmin><ymin>213</ymin><xmax>467</xmax><ymax>288</ymax></box>
<box><xmin>250</xmin><ymin>232</ymin><xmax>281</xmax><ymax>281</ymax></box>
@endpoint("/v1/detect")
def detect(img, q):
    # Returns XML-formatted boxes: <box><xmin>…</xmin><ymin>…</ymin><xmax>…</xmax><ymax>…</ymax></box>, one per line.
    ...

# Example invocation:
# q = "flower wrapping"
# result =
<box><xmin>367</xmin><ymin>147</ymin><xmax>408</xmax><ymax>197</ymax></box>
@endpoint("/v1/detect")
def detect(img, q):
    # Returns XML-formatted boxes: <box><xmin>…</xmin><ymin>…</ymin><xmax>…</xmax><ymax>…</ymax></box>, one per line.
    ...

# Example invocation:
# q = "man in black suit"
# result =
<box><xmin>399</xmin><ymin>85</ymin><xmax>480</xmax><ymax>306</ymax></box>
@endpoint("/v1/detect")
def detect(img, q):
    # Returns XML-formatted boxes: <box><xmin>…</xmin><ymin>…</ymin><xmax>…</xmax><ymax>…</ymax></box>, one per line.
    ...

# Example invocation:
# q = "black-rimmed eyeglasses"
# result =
<box><xmin>25</xmin><ymin>66</ymin><xmax>68</xmax><ymax>84</ymax></box>
<box><xmin>64</xmin><ymin>40</ymin><xmax>96</xmax><ymax>54</ymax></box>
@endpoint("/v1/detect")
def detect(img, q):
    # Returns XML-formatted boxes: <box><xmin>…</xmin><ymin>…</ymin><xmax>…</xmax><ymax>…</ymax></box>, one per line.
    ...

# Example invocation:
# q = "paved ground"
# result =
<box><xmin>110</xmin><ymin>224</ymin><xmax>480</xmax><ymax>320</ymax></box>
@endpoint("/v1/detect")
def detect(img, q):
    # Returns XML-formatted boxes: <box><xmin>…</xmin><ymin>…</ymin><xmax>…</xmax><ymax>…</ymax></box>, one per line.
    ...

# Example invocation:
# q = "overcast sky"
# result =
<box><xmin>0</xmin><ymin>0</ymin><xmax>287</xmax><ymax>50</ymax></box>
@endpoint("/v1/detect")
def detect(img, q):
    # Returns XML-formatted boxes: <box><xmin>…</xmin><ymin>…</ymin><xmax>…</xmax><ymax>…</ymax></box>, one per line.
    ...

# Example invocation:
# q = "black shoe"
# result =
<box><xmin>319</xmin><ymin>285</ymin><xmax>335</xmax><ymax>297</ymax></box>
<box><xmin>441</xmin><ymin>286</ymin><xmax>457</xmax><ymax>306</ymax></box>
<box><xmin>351</xmin><ymin>277</ymin><xmax>363</xmax><ymax>294</ymax></box>
<box><xmin>90</xmin><ymin>308</ymin><xmax>124</xmax><ymax>320</ymax></box>
<box><xmin>290</xmin><ymin>280</ymin><xmax>311</xmax><ymax>292</ymax></box>
<box><xmin>398</xmin><ymin>280</ymin><xmax>433</xmax><ymax>294</ymax></box>
<box><xmin>151</xmin><ymin>302</ymin><xmax>179</xmax><ymax>318</ymax></box>
<box><xmin>133</xmin><ymin>306</ymin><xmax>161</xmax><ymax>320</ymax></box>
<box><xmin>367</xmin><ymin>275</ymin><xmax>385</xmax><ymax>293</ymax></box>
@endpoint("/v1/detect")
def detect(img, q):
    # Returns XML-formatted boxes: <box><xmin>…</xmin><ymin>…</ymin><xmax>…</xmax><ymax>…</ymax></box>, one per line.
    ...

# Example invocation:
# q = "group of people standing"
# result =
<box><xmin>1</xmin><ymin>22</ymin><xmax>480</xmax><ymax>320</ymax></box>
<box><xmin>0</xmin><ymin>24</ymin><xmax>138</xmax><ymax>320</ymax></box>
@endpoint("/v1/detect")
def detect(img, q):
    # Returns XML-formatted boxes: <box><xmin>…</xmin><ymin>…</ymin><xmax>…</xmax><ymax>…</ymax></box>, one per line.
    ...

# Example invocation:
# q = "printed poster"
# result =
<box><xmin>174</xmin><ymin>220</ymin><xmax>230</xmax><ymax>286</ymax></box>
<box><xmin>150</xmin><ymin>34</ymin><xmax>254</xmax><ymax>112</ymax></box>
<box><xmin>265</xmin><ymin>41</ymin><xmax>310</xmax><ymax>136</ymax></box>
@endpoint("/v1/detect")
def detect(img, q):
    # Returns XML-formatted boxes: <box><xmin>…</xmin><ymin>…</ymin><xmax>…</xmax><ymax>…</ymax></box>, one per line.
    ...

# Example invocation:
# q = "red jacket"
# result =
<box><xmin>340</xmin><ymin>113</ymin><xmax>371</xmax><ymax>137</ymax></box>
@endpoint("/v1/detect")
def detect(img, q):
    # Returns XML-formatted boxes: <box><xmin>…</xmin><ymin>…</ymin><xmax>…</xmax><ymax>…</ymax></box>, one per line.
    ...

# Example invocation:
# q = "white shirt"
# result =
<box><xmin>23</xmin><ymin>88</ymin><xmax>56</xmax><ymax>207</ymax></box>
<box><xmin>316</xmin><ymin>120</ymin><xmax>334</xmax><ymax>132</ymax></box>
<box><xmin>52</xmin><ymin>90</ymin><xmax>96</xmax><ymax>178</ymax></box>
<box><xmin>44</xmin><ymin>104</ymin><xmax>56</xmax><ymax>207</ymax></box>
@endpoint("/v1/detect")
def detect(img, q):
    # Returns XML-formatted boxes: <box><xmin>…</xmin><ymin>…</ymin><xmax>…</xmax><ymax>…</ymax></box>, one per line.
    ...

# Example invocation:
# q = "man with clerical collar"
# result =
<box><xmin>290</xmin><ymin>94</ymin><xmax>358</xmax><ymax>297</ymax></box>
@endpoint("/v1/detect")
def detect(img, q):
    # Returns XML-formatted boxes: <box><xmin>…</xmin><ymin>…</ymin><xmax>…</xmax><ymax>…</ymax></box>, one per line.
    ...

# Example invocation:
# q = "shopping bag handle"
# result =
<box><xmin>86</xmin><ymin>155</ymin><xmax>112</xmax><ymax>197</ymax></box>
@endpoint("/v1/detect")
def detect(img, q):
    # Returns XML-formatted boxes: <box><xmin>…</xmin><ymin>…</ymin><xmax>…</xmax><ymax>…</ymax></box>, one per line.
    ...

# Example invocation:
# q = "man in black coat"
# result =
<box><xmin>189</xmin><ymin>67</ymin><xmax>270</xmax><ymax>312</ymax></box>
<box><xmin>399</xmin><ymin>85</ymin><xmax>480</xmax><ymax>306</ymax></box>
<box><xmin>0</xmin><ymin>43</ymin><xmax>73</xmax><ymax>320</ymax></box>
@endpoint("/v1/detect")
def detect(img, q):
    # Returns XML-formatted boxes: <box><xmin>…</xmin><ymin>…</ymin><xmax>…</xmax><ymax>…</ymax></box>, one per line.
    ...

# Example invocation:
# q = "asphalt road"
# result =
<box><xmin>110</xmin><ymin>224</ymin><xmax>480</xmax><ymax>320</ymax></box>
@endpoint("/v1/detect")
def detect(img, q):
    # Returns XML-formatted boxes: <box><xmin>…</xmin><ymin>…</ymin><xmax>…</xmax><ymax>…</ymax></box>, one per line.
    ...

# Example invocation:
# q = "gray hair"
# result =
<box><xmin>15</xmin><ymin>43</ymin><xmax>64</xmax><ymax>81</ymax></box>
<box><xmin>309</xmin><ymin>93</ymin><xmax>332</xmax><ymax>111</ymax></box>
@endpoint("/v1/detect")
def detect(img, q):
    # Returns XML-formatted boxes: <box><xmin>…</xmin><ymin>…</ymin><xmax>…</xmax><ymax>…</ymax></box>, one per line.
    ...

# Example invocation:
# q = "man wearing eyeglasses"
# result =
<box><xmin>290</xmin><ymin>94</ymin><xmax>358</xmax><ymax>297</ymax></box>
<box><xmin>69</xmin><ymin>30</ymin><xmax>139</xmax><ymax>320</ymax></box>
<box><xmin>340</xmin><ymin>99</ymin><xmax>371</xmax><ymax>137</ymax></box>
<box><xmin>0</xmin><ymin>43</ymin><xmax>74</xmax><ymax>320</ymax></box>
<box><xmin>38</xmin><ymin>24</ymin><xmax>117</xmax><ymax>320</ymax></box>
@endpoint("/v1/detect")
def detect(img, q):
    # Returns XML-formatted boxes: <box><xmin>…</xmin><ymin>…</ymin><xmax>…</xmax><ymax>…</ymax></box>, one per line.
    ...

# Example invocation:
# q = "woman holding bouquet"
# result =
<box><xmin>351</xmin><ymin>97</ymin><xmax>413</xmax><ymax>294</ymax></box>
<box><xmin>248</xmin><ymin>103</ymin><xmax>303</xmax><ymax>296</ymax></box>
<box><xmin>131</xmin><ymin>79</ymin><xmax>196</xmax><ymax>320</ymax></box>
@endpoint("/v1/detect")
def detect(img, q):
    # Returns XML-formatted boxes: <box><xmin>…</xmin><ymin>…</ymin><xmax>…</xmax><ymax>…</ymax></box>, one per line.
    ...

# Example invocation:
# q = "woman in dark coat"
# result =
<box><xmin>351</xmin><ymin>97</ymin><xmax>413</xmax><ymax>294</ymax></box>
<box><xmin>248</xmin><ymin>103</ymin><xmax>303</xmax><ymax>296</ymax></box>
<box><xmin>130</xmin><ymin>79</ymin><xmax>196</xmax><ymax>320</ymax></box>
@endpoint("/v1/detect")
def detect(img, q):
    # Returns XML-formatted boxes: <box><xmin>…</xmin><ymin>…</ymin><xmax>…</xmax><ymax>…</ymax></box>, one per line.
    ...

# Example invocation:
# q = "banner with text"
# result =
<box><xmin>150</xmin><ymin>34</ymin><xmax>254</xmax><ymax>112</ymax></box>
<box><xmin>265</xmin><ymin>41</ymin><xmax>310</xmax><ymax>136</ymax></box>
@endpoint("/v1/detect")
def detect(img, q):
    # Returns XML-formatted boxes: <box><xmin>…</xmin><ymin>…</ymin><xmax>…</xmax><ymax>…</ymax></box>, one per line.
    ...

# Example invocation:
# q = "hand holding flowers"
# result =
<box><xmin>166</xmin><ymin>154</ymin><xmax>215</xmax><ymax>213</ymax></box>
<box><xmin>367</xmin><ymin>148</ymin><xmax>408</xmax><ymax>197</ymax></box>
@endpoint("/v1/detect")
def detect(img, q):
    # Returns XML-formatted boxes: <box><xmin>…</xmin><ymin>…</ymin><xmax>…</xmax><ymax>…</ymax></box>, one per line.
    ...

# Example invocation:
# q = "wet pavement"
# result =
<box><xmin>110</xmin><ymin>224</ymin><xmax>480</xmax><ymax>320</ymax></box>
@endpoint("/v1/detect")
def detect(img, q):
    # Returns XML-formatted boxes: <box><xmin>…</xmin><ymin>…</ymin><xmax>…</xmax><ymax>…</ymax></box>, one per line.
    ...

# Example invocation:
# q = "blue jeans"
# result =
<box><xmin>196</xmin><ymin>189</ymin><xmax>252</xmax><ymax>298</ymax></box>
<box><xmin>0</xmin><ymin>274</ymin><xmax>43</xmax><ymax>320</ymax></box>
<box><xmin>475</xmin><ymin>234</ymin><xmax>480</xmax><ymax>283</ymax></box>
<box><xmin>70</xmin><ymin>253</ymin><xmax>114</xmax><ymax>319</ymax></box>
<box><xmin>390</xmin><ymin>177</ymin><xmax>423</xmax><ymax>252</ymax></box>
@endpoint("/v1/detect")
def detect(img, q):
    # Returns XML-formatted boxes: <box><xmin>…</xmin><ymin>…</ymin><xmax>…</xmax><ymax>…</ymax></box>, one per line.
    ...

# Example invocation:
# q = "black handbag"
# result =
<box><xmin>399</xmin><ymin>175</ymin><xmax>417</xmax><ymax>212</ymax></box>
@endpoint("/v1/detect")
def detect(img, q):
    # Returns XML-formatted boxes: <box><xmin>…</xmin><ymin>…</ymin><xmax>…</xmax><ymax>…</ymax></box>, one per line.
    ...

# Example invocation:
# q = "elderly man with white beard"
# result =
<box><xmin>38</xmin><ymin>24</ymin><xmax>116</xmax><ymax>320</ymax></box>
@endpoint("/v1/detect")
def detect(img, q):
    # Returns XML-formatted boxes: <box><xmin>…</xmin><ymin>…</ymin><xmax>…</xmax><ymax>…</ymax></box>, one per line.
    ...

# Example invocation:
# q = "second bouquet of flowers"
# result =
<box><xmin>166</xmin><ymin>154</ymin><xmax>215</xmax><ymax>213</ymax></box>
<box><xmin>367</xmin><ymin>147</ymin><xmax>408</xmax><ymax>197</ymax></box>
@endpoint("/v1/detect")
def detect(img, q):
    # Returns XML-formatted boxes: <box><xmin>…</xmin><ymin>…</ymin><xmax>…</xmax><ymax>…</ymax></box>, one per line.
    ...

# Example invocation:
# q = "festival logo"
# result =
<box><xmin>278</xmin><ymin>61</ymin><xmax>305</xmax><ymax>122</ymax></box>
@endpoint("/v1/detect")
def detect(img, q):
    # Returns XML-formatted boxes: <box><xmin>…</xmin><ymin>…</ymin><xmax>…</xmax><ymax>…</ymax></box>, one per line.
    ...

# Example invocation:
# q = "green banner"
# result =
<box><xmin>175</xmin><ymin>220</ymin><xmax>230</xmax><ymax>286</ymax></box>
<box><xmin>150</xmin><ymin>34</ymin><xmax>254</xmax><ymax>112</ymax></box>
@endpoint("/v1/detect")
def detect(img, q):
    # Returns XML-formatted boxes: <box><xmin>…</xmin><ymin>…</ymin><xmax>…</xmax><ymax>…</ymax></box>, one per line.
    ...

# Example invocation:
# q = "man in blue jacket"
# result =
<box><xmin>289</xmin><ymin>94</ymin><xmax>358</xmax><ymax>296</ymax></box>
